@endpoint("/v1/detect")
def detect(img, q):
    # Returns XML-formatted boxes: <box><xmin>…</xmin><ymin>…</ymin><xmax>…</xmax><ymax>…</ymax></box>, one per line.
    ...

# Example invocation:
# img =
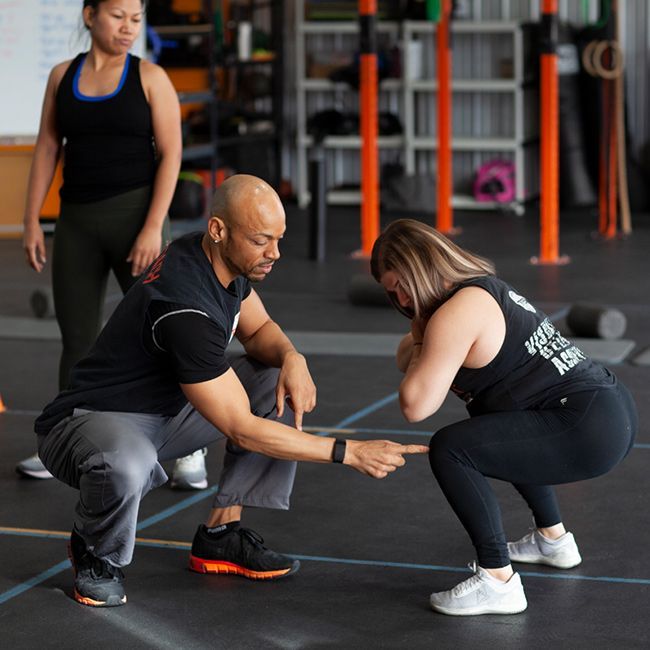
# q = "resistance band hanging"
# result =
<box><xmin>434</xmin><ymin>0</ymin><xmax>455</xmax><ymax>234</ymax></box>
<box><xmin>358</xmin><ymin>0</ymin><xmax>380</xmax><ymax>256</ymax></box>
<box><xmin>581</xmin><ymin>0</ymin><xmax>631</xmax><ymax>237</ymax></box>
<box><xmin>534</xmin><ymin>0</ymin><xmax>568</xmax><ymax>265</ymax></box>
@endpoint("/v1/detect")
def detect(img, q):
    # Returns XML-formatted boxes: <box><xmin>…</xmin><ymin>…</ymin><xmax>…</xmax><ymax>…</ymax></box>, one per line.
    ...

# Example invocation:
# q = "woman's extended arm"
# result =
<box><xmin>127</xmin><ymin>61</ymin><xmax>182</xmax><ymax>276</ymax></box>
<box><xmin>23</xmin><ymin>63</ymin><xmax>68</xmax><ymax>272</ymax></box>
<box><xmin>398</xmin><ymin>287</ymin><xmax>505</xmax><ymax>422</ymax></box>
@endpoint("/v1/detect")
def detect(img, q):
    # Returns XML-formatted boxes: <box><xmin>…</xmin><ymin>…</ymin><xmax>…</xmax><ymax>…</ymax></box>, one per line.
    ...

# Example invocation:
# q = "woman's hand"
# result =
<box><xmin>410</xmin><ymin>315</ymin><xmax>429</xmax><ymax>344</ymax></box>
<box><xmin>127</xmin><ymin>225</ymin><xmax>163</xmax><ymax>277</ymax></box>
<box><xmin>23</xmin><ymin>221</ymin><xmax>47</xmax><ymax>272</ymax></box>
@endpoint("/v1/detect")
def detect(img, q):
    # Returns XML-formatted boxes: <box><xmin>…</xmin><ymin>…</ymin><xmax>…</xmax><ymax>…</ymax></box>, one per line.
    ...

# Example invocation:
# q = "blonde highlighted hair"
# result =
<box><xmin>370</xmin><ymin>218</ymin><xmax>495</xmax><ymax>319</ymax></box>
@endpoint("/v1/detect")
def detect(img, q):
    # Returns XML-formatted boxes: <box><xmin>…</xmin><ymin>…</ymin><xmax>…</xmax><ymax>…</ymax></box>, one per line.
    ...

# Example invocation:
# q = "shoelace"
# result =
<box><xmin>450</xmin><ymin>562</ymin><xmax>483</xmax><ymax>597</ymax></box>
<box><xmin>238</xmin><ymin>527</ymin><xmax>267</xmax><ymax>549</ymax></box>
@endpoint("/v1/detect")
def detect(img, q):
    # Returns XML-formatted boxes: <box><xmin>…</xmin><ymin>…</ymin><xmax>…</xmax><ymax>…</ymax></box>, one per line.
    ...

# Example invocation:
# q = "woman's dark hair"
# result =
<box><xmin>82</xmin><ymin>0</ymin><xmax>146</xmax><ymax>30</ymax></box>
<box><xmin>83</xmin><ymin>0</ymin><xmax>146</xmax><ymax>9</ymax></box>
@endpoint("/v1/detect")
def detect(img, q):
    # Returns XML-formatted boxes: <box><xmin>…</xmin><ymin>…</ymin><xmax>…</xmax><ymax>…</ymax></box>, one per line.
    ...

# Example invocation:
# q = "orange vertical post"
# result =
<box><xmin>597</xmin><ymin>55</ymin><xmax>619</xmax><ymax>239</ymax></box>
<box><xmin>598</xmin><ymin>39</ymin><xmax>618</xmax><ymax>240</ymax></box>
<box><xmin>597</xmin><ymin>80</ymin><xmax>608</xmax><ymax>235</ymax></box>
<box><xmin>606</xmin><ymin>103</ymin><xmax>618</xmax><ymax>238</ymax></box>
<box><xmin>536</xmin><ymin>0</ymin><xmax>567</xmax><ymax>264</ymax></box>
<box><xmin>221</xmin><ymin>0</ymin><xmax>231</xmax><ymax>47</ymax></box>
<box><xmin>358</xmin><ymin>0</ymin><xmax>380</xmax><ymax>256</ymax></box>
<box><xmin>436</xmin><ymin>0</ymin><xmax>453</xmax><ymax>233</ymax></box>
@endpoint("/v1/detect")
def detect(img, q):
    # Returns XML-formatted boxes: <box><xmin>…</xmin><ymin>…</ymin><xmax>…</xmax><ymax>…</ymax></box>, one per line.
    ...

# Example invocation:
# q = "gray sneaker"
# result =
<box><xmin>16</xmin><ymin>453</ymin><xmax>53</xmax><ymax>479</ymax></box>
<box><xmin>69</xmin><ymin>529</ymin><xmax>126</xmax><ymax>607</ymax></box>
<box><xmin>170</xmin><ymin>448</ymin><xmax>208</xmax><ymax>490</ymax></box>
<box><xmin>508</xmin><ymin>530</ymin><xmax>582</xmax><ymax>569</ymax></box>
<box><xmin>430</xmin><ymin>563</ymin><xmax>528</xmax><ymax>616</ymax></box>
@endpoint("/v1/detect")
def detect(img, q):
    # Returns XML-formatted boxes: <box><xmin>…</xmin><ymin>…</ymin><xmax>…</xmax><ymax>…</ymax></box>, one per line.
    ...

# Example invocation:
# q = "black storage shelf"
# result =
<box><xmin>152</xmin><ymin>24</ymin><xmax>212</xmax><ymax>36</ymax></box>
<box><xmin>150</xmin><ymin>1</ymin><xmax>284</xmax><ymax>189</ymax></box>
<box><xmin>177</xmin><ymin>91</ymin><xmax>213</xmax><ymax>104</ymax></box>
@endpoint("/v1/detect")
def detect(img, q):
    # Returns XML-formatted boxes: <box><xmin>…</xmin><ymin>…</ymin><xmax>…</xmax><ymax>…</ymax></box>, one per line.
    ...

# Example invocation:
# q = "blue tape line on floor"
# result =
<box><xmin>335</xmin><ymin>392</ymin><xmax>399</xmax><ymax>429</ymax></box>
<box><xmin>312</xmin><ymin>392</ymin><xmax>400</xmax><ymax>437</ymax></box>
<box><xmin>0</xmin><ymin>389</ymin><xmax>394</xmax><ymax>606</ymax></box>
<box><xmin>308</xmin><ymin>425</ymin><xmax>649</xmax><ymax>450</ymax></box>
<box><xmin>0</xmin><ymin>391</ymin><xmax>401</xmax><ymax>606</ymax></box>
<box><xmin>0</xmin><ymin>560</ymin><xmax>70</xmax><ymax>605</ymax></box>
<box><xmin>388</xmin><ymin>430</ymin><xmax>650</xmax><ymax>450</ymax></box>
<box><xmin>136</xmin><ymin>485</ymin><xmax>219</xmax><ymax>530</ymax></box>
<box><xmin>2</xmin><ymin>529</ymin><xmax>650</xmax><ymax>588</ymax></box>
<box><xmin>285</xmin><ymin>554</ymin><xmax>650</xmax><ymax>586</ymax></box>
<box><xmin>1</xmin><ymin>387</ymin><xmax>646</xmax><ymax>605</ymax></box>
<box><xmin>0</xmin><ymin>486</ymin><xmax>220</xmax><ymax>606</ymax></box>
<box><xmin>5</xmin><ymin>413</ymin><xmax>648</xmax><ymax>450</ymax></box>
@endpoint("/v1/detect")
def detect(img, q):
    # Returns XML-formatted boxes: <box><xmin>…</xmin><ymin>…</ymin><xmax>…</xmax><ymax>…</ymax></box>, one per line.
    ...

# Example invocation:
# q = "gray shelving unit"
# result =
<box><xmin>294</xmin><ymin>6</ymin><xmax>538</xmax><ymax>215</ymax></box>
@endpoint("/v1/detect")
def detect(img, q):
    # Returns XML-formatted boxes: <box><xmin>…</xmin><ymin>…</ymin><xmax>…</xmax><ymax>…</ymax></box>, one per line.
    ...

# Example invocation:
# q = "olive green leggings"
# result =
<box><xmin>52</xmin><ymin>186</ymin><xmax>170</xmax><ymax>389</ymax></box>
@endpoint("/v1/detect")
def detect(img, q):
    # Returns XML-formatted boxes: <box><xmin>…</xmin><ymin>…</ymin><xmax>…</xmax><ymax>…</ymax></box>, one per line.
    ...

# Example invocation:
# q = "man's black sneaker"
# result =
<box><xmin>189</xmin><ymin>524</ymin><xmax>300</xmax><ymax>580</ymax></box>
<box><xmin>68</xmin><ymin>530</ymin><xmax>127</xmax><ymax>607</ymax></box>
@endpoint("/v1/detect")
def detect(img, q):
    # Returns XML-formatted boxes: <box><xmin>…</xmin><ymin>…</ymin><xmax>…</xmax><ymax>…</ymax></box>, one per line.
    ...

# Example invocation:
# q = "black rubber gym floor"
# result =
<box><xmin>1</xmin><ymin>205</ymin><xmax>649</xmax><ymax>649</ymax></box>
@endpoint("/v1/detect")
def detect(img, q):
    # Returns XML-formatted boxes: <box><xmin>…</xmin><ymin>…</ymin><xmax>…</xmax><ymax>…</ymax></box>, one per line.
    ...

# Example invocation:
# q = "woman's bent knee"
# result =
<box><xmin>428</xmin><ymin>428</ymin><xmax>462</xmax><ymax>472</ymax></box>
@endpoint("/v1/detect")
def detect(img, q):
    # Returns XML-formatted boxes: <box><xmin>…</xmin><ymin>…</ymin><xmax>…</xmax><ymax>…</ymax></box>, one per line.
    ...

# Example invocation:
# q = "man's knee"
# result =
<box><xmin>82</xmin><ymin>439</ymin><xmax>160</xmax><ymax>497</ymax></box>
<box><xmin>230</xmin><ymin>354</ymin><xmax>280</xmax><ymax>417</ymax></box>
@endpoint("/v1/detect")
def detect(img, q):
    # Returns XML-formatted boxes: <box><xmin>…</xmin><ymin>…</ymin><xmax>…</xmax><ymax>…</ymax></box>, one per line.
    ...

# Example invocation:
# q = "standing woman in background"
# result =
<box><xmin>17</xmin><ymin>0</ymin><xmax>204</xmax><ymax>485</ymax></box>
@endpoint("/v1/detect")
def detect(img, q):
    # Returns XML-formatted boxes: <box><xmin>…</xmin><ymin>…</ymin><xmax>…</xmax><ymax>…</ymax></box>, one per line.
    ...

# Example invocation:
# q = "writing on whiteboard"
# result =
<box><xmin>0</xmin><ymin>0</ymin><xmax>143</xmax><ymax>136</ymax></box>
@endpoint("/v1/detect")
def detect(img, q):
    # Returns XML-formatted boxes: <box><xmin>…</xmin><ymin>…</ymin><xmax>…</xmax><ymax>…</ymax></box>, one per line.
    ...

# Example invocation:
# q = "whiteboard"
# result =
<box><xmin>0</xmin><ymin>0</ymin><xmax>145</xmax><ymax>137</ymax></box>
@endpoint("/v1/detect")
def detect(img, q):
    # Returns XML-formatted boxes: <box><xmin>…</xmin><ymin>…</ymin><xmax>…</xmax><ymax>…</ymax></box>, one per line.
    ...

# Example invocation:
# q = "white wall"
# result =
<box><xmin>0</xmin><ymin>0</ymin><xmax>144</xmax><ymax>138</ymax></box>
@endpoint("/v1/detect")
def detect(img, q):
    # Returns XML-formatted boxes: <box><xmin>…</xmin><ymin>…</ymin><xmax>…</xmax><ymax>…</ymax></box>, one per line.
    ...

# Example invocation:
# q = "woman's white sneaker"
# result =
<box><xmin>16</xmin><ymin>453</ymin><xmax>53</xmax><ymax>479</ymax></box>
<box><xmin>430</xmin><ymin>563</ymin><xmax>528</xmax><ymax>616</ymax></box>
<box><xmin>507</xmin><ymin>530</ymin><xmax>582</xmax><ymax>569</ymax></box>
<box><xmin>170</xmin><ymin>448</ymin><xmax>208</xmax><ymax>490</ymax></box>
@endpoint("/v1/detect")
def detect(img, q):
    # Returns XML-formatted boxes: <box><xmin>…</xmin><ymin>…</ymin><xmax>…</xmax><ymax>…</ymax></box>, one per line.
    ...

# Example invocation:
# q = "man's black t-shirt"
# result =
<box><xmin>35</xmin><ymin>233</ymin><xmax>251</xmax><ymax>435</ymax></box>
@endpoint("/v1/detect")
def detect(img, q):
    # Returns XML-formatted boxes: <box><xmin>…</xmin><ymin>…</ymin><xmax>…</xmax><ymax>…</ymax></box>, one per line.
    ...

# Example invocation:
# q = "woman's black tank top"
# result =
<box><xmin>449</xmin><ymin>275</ymin><xmax>613</xmax><ymax>414</ymax></box>
<box><xmin>56</xmin><ymin>53</ymin><xmax>156</xmax><ymax>203</ymax></box>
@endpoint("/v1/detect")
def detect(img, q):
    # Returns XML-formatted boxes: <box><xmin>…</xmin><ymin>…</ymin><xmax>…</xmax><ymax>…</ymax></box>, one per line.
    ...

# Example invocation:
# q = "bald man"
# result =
<box><xmin>34</xmin><ymin>175</ymin><xmax>428</xmax><ymax>608</ymax></box>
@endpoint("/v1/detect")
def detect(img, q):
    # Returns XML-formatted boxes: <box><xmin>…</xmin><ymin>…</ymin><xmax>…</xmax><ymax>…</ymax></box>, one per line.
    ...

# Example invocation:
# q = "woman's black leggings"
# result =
<box><xmin>428</xmin><ymin>382</ymin><xmax>637</xmax><ymax>568</ymax></box>
<box><xmin>53</xmin><ymin>186</ymin><xmax>170</xmax><ymax>390</ymax></box>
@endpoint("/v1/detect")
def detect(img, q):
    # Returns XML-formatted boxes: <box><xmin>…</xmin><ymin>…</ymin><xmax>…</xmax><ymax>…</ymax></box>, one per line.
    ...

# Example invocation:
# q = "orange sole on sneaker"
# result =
<box><xmin>73</xmin><ymin>589</ymin><xmax>127</xmax><ymax>607</ymax></box>
<box><xmin>189</xmin><ymin>555</ymin><xmax>299</xmax><ymax>580</ymax></box>
<box><xmin>68</xmin><ymin>542</ymin><xmax>127</xmax><ymax>607</ymax></box>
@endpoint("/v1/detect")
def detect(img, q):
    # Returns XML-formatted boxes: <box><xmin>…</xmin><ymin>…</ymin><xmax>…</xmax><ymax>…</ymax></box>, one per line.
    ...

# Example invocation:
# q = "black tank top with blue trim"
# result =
<box><xmin>449</xmin><ymin>276</ymin><xmax>614</xmax><ymax>415</ymax></box>
<box><xmin>56</xmin><ymin>52</ymin><xmax>155</xmax><ymax>203</ymax></box>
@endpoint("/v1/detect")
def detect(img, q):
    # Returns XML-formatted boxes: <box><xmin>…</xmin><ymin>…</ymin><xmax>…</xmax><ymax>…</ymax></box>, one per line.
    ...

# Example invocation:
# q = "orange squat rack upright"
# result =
<box><xmin>534</xmin><ymin>0</ymin><xmax>568</xmax><ymax>265</ymax></box>
<box><xmin>436</xmin><ymin>0</ymin><xmax>454</xmax><ymax>235</ymax></box>
<box><xmin>358</xmin><ymin>0</ymin><xmax>380</xmax><ymax>257</ymax></box>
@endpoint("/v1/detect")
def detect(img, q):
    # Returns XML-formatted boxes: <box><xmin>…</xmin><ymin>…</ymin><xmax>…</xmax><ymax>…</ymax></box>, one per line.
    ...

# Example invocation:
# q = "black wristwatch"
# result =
<box><xmin>332</xmin><ymin>438</ymin><xmax>347</xmax><ymax>463</ymax></box>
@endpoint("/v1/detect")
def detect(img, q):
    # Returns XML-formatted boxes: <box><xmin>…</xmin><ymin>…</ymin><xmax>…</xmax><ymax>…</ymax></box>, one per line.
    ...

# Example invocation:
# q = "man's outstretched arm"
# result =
<box><xmin>181</xmin><ymin>371</ymin><xmax>428</xmax><ymax>479</ymax></box>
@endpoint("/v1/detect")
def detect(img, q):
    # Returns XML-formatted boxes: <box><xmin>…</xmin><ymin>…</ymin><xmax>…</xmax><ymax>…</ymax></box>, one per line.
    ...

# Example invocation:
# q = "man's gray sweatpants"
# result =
<box><xmin>37</xmin><ymin>355</ymin><xmax>297</xmax><ymax>567</ymax></box>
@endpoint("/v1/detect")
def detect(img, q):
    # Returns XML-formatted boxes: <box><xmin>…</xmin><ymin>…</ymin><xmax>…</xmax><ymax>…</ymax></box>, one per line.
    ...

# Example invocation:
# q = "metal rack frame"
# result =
<box><xmin>294</xmin><ymin>6</ymin><xmax>537</xmax><ymax>215</ymax></box>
